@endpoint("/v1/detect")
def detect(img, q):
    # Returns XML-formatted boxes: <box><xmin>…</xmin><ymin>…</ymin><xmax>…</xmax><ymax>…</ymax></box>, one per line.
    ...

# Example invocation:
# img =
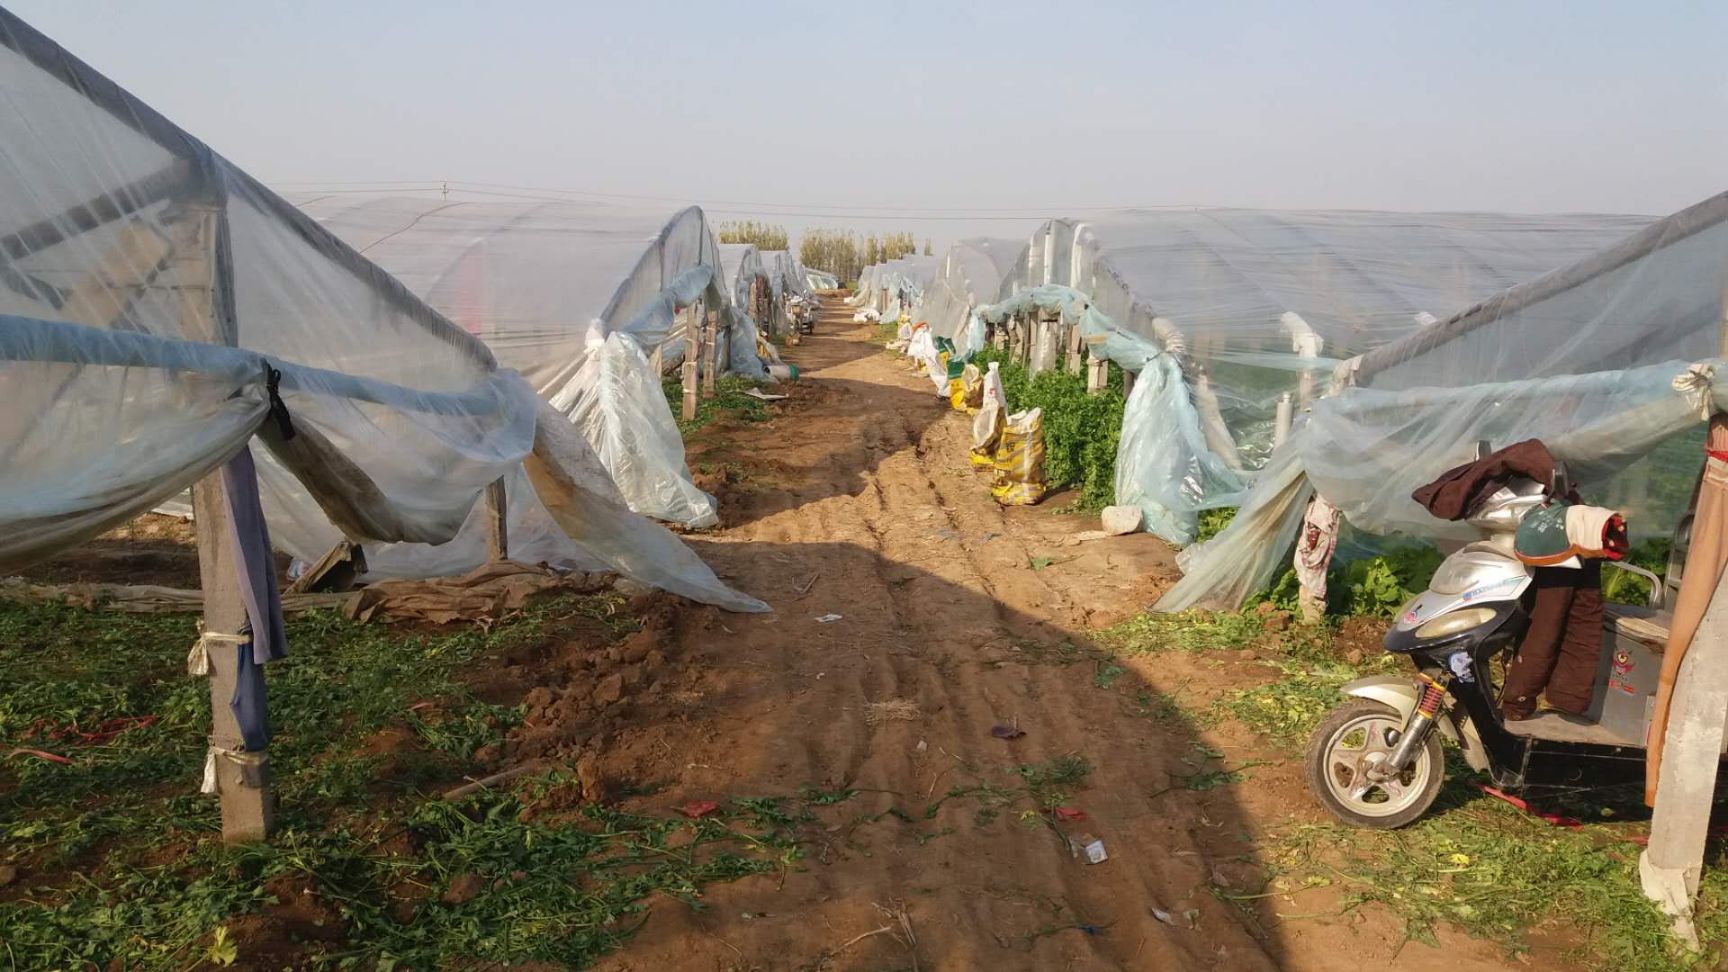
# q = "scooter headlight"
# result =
<box><xmin>1414</xmin><ymin>607</ymin><xmax>1497</xmax><ymax>639</ymax></box>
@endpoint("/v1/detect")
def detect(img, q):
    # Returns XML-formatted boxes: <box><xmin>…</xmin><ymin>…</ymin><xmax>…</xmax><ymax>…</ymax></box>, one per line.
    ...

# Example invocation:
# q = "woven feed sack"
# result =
<box><xmin>992</xmin><ymin>407</ymin><xmax>1047</xmax><ymax>506</ymax></box>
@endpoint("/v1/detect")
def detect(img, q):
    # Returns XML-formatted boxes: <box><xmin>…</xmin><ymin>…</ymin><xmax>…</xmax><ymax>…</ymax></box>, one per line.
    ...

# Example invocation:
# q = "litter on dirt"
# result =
<box><xmin>7</xmin><ymin>748</ymin><xmax>74</xmax><ymax>764</ymax></box>
<box><xmin>990</xmin><ymin>724</ymin><xmax>1026</xmax><ymax>740</ymax></box>
<box><xmin>679</xmin><ymin>800</ymin><xmax>721</xmax><ymax>819</ymax></box>
<box><xmin>1069</xmin><ymin>833</ymin><xmax>1109</xmax><ymax>864</ymax></box>
<box><xmin>1054</xmin><ymin>807</ymin><xmax>1087</xmax><ymax>821</ymax></box>
<box><xmin>814</xmin><ymin>613</ymin><xmax>844</xmax><ymax>623</ymax></box>
<box><xmin>744</xmin><ymin>388</ymin><xmax>788</xmax><ymax>401</ymax></box>
<box><xmin>1151</xmin><ymin>906</ymin><xmax>1199</xmax><ymax>928</ymax></box>
<box><xmin>865</xmin><ymin>699</ymin><xmax>922</xmax><ymax>725</ymax></box>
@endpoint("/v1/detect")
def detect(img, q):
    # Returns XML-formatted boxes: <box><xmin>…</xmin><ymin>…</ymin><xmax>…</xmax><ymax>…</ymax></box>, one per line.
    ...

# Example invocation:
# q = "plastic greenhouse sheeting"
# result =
<box><xmin>1001</xmin><ymin>210</ymin><xmax>1652</xmax><ymax>477</ymax></box>
<box><xmin>854</xmin><ymin>256</ymin><xmax>939</xmax><ymax>321</ymax></box>
<box><xmin>759</xmin><ymin>250</ymin><xmax>813</xmax><ymax>301</ymax></box>
<box><xmin>753</xmin><ymin>249</ymin><xmax>808</xmax><ymax>337</ymax></box>
<box><xmin>293</xmin><ymin>195</ymin><xmax>742</xmax><ymax>529</ymax></box>
<box><xmin>717</xmin><ymin>242</ymin><xmax>771</xmax><ymax>379</ymax></box>
<box><xmin>805</xmin><ymin>268</ymin><xmax>840</xmax><ymax>291</ymax></box>
<box><xmin>1159</xmin><ymin>191</ymin><xmax>1728</xmax><ymax>612</ymax></box>
<box><xmin>919</xmin><ymin>238</ymin><xmax>1022</xmax><ymax>343</ymax></box>
<box><xmin>0</xmin><ymin>8</ymin><xmax>764</xmax><ymax>613</ymax></box>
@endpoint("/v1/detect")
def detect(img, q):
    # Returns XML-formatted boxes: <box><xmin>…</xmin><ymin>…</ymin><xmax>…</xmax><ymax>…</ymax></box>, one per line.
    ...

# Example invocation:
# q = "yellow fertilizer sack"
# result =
<box><xmin>991</xmin><ymin>407</ymin><xmax>1047</xmax><ymax>506</ymax></box>
<box><xmin>949</xmin><ymin>363</ymin><xmax>982</xmax><ymax>413</ymax></box>
<box><xmin>970</xmin><ymin>362</ymin><xmax>1007</xmax><ymax>467</ymax></box>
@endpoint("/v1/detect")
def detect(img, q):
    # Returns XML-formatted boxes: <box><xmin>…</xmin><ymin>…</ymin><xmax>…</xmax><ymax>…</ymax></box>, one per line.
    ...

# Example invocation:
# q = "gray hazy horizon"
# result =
<box><xmin>10</xmin><ymin>0</ymin><xmax>1724</xmax><ymax>249</ymax></box>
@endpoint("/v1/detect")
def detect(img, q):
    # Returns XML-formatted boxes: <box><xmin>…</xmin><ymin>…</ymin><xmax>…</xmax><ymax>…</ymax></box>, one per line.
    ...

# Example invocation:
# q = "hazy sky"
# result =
<box><xmin>10</xmin><ymin>0</ymin><xmax>1725</xmax><ymax>246</ymax></box>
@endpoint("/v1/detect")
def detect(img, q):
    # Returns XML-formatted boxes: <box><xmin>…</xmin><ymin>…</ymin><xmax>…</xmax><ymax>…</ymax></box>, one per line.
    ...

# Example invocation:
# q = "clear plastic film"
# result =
<box><xmin>999</xmin><ymin>210</ymin><xmax>1653</xmax><ymax>480</ymax></box>
<box><xmin>853</xmin><ymin>255</ymin><xmax>939</xmax><ymax>321</ymax></box>
<box><xmin>717</xmin><ymin>243</ymin><xmax>770</xmax><ymax>379</ymax></box>
<box><xmin>293</xmin><ymin>195</ymin><xmax>732</xmax><ymax>532</ymax></box>
<box><xmin>0</xmin><ymin>11</ymin><xmax>530</xmax><ymax>573</ymax></box>
<box><xmin>918</xmin><ymin>238</ymin><xmax>1021</xmax><ymax>343</ymax></box>
<box><xmin>0</xmin><ymin>9</ymin><xmax>765</xmax><ymax>612</ymax></box>
<box><xmin>1161</xmin><ymin>192</ymin><xmax>1728</xmax><ymax>611</ymax></box>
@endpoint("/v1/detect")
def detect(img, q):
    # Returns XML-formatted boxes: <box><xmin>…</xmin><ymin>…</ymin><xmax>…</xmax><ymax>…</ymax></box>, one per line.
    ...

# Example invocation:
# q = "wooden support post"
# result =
<box><xmin>1066</xmin><ymin>322</ymin><xmax>1084</xmax><ymax>375</ymax></box>
<box><xmin>681</xmin><ymin>307</ymin><xmax>699</xmax><ymax>422</ymax></box>
<box><xmin>1641</xmin><ymin>567</ymin><xmax>1728</xmax><ymax>949</ymax></box>
<box><xmin>1274</xmin><ymin>393</ymin><xmax>1294</xmax><ymax>447</ymax></box>
<box><xmin>193</xmin><ymin>474</ymin><xmax>275</xmax><ymax>842</ymax></box>
<box><xmin>1086</xmin><ymin>354</ymin><xmax>1108</xmax><ymax>395</ymax></box>
<box><xmin>484</xmin><ymin>477</ymin><xmax>508</xmax><ymax>561</ymax></box>
<box><xmin>1640</xmin><ymin>274</ymin><xmax>1728</xmax><ymax>947</ymax></box>
<box><xmin>169</xmin><ymin>199</ymin><xmax>275</xmax><ymax>843</ymax></box>
<box><xmin>702</xmin><ymin>310</ymin><xmax>718</xmax><ymax>397</ymax></box>
<box><xmin>1122</xmin><ymin>368</ymin><xmax>1135</xmax><ymax>399</ymax></box>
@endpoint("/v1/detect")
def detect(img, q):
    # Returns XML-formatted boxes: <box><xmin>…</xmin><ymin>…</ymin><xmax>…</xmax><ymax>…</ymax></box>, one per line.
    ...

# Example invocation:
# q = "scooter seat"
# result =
<box><xmin>1603</xmin><ymin>603</ymin><xmax>1670</xmax><ymax>652</ymax></box>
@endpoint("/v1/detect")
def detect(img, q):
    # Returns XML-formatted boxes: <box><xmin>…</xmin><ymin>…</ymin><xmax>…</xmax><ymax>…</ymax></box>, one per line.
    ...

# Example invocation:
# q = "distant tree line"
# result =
<box><xmin>720</xmin><ymin>221</ymin><xmax>935</xmax><ymax>285</ymax></box>
<box><xmin>717</xmin><ymin>220</ymin><xmax>789</xmax><ymax>251</ymax></box>
<box><xmin>798</xmin><ymin>229</ymin><xmax>932</xmax><ymax>285</ymax></box>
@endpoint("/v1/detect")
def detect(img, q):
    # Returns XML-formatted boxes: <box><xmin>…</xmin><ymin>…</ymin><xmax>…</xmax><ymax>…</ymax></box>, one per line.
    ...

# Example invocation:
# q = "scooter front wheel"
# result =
<box><xmin>1305</xmin><ymin>699</ymin><xmax>1444</xmax><ymax>829</ymax></box>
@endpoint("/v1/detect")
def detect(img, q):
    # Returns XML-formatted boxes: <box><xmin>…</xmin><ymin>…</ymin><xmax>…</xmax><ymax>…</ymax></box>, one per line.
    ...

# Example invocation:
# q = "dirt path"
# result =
<box><xmin>587</xmin><ymin>307</ymin><xmax>1533</xmax><ymax>971</ymax></box>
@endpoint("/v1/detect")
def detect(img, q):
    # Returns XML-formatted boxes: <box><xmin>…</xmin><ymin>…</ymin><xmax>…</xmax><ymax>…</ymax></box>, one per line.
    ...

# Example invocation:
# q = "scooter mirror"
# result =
<box><xmin>1552</xmin><ymin>461</ymin><xmax>1571</xmax><ymax>498</ymax></box>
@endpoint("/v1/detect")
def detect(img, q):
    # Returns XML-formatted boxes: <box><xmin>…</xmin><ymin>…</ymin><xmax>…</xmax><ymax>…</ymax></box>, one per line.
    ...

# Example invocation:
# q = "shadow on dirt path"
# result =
<box><xmin>574</xmin><ymin>306</ymin><xmax>1529</xmax><ymax>971</ymax></box>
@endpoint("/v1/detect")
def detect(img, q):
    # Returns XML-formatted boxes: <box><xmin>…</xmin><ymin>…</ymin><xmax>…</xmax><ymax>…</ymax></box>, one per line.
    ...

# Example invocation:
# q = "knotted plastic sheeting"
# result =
<box><xmin>547</xmin><ymin>333</ymin><xmax>719</xmax><ymax>529</ymax></box>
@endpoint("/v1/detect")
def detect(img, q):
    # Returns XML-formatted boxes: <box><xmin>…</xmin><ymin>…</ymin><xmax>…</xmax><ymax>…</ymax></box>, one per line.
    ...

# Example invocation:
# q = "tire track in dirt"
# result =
<box><xmin>591</xmin><ymin>307</ymin><xmax>1527</xmax><ymax>972</ymax></box>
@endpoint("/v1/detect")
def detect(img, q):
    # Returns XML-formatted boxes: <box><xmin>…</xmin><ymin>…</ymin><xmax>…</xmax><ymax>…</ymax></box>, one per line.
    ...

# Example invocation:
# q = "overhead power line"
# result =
<box><xmin>268</xmin><ymin>178</ymin><xmax>1208</xmax><ymax>219</ymax></box>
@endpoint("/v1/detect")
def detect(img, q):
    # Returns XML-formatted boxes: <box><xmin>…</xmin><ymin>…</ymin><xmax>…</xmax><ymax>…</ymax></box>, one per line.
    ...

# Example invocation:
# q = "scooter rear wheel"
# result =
<box><xmin>1305</xmin><ymin>699</ymin><xmax>1444</xmax><ymax>829</ymax></box>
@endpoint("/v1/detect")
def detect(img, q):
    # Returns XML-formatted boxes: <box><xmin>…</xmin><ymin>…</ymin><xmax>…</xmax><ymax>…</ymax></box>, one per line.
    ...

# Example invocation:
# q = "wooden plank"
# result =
<box><xmin>1086</xmin><ymin>355</ymin><xmax>1108</xmax><ymax>395</ymax></box>
<box><xmin>682</xmin><ymin>304</ymin><xmax>700</xmax><ymax>421</ymax></box>
<box><xmin>484</xmin><ymin>477</ymin><xmax>508</xmax><ymax>561</ymax></box>
<box><xmin>282</xmin><ymin>540</ymin><xmax>365</xmax><ymax>595</ymax></box>
<box><xmin>702</xmin><ymin>310</ymin><xmax>718</xmax><ymax>398</ymax></box>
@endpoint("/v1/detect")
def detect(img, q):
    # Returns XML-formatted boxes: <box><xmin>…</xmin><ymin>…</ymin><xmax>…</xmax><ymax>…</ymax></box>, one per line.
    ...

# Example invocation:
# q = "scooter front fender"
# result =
<box><xmin>1341</xmin><ymin>675</ymin><xmax>1490</xmax><ymax>773</ymax></box>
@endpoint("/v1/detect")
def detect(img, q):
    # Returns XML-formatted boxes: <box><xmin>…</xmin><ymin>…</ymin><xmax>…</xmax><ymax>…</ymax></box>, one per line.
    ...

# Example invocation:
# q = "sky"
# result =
<box><xmin>8</xmin><ymin>0</ymin><xmax>1725</xmax><ymax>248</ymax></box>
